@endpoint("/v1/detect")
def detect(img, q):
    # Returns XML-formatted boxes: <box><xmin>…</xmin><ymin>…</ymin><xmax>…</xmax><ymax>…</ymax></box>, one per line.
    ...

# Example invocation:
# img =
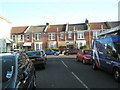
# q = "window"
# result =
<box><xmin>68</xmin><ymin>32</ymin><xmax>72</xmax><ymax>38</ymax></box>
<box><xmin>77</xmin><ymin>32</ymin><xmax>84</xmax><ymax>39</ymax></box>
<box><xmin>20</xmin><ymin>35</ymin><xmax>23</xmax><ymax>40</ymax></box>
<box><xmin>26</xmin><ymin>35</ymin><xmax>30</xmax><ymax>40</ymax></box>
<box><xmin>93</xmin><ymin>31</ymin><xmax>99</xmax><ymax>39</ymax></box>
<box><xmin>36</xmin><ymin>44</ymin><xmax>39</xmax><ymax>50</ymax></box>
<box><xmin>107</xmin><ymin>42</ymin><xmax>120</xmax><ymax>60</ymax></box>
<box><xmin>35</xmin><ymin>34</ymin><xmax>41</xmax><ymax>40</ymax></box>
<box><xmin>12</xmin><ymin>35</ymin><xmax>15</xmax><ymax>41</ymax></box>
<box><xmin>60</xmin><ymin>33</ymin><xmax>64</xmax><ymax>39</ymax></box>
<box><xmin>49</xmin><ymin>33</ymin><xmax>55</xmax><ymax>40</ymax></box>
<box><xmin>35</xmin><ymin>43</ymin><xmax>42</xmax><ymax>50</ymax></box>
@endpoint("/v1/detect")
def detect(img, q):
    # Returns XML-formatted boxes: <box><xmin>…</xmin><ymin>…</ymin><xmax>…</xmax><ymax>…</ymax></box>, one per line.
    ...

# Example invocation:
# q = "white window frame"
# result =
<box><xmin>93</xmin><ymin>31</ymin><xmax>99</xmax><ymax>39</ymax></box>
<box><xmin>77</xmin><ymin>32</ymin><xmax>84</xmax><ymax>39</ymax></box>
<box><xmin>35</xmin><ymin>33</ymin><xmax>41</xmax><ymax>40</ymax></box>
<box><xmin>48</xmin><ymin>33</ymin><xmax>55</xmax><ymax>40</ymax></box>
<box><xmin>35</xmin><ymin>43</ymin><xmax>42</xmax><ymax>50</ymax></box>
<box><xmin>20</xmin><ymin>35</ymin><xmax>23</xmax><ymax>40</ymax></box>
<box><xmin>60</xmin><ymin>33</ymin><xmax>64</xmax><ymax>39</ymax></box>
<box><xmin>68</xmin><ymin>32</ymin><xmax>72</xmax><ymax>39</ymax></box>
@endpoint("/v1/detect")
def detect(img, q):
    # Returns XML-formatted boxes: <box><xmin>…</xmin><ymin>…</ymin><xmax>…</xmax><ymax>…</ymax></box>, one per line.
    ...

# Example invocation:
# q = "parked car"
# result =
<box><xmin>76</xmin><ymin>49</ymin><xmax>93</xmax><ymax>64</ymax></box>
<box><xmin>92</xmin><ymin>35</ymin><xmax>120</xmax><ymax>82</ymax></box>
<box><xmin>26</xmin><ymin>51</ymin><xmax>46</xmax><ymax>69</ymax></box>
<box><xmin>0</xmin><ymin>53</ymin><xmax>36</xmax><ymax>89</ymax></box>
<box><xmin>64</xmin><ymin>48</ymin><xmax>79</xmax><ymax>55</ymax></box>
<box><xmin>44</xmin><ymin>49</ymin><xmax>59</xmax><ymax>55</ymax></box>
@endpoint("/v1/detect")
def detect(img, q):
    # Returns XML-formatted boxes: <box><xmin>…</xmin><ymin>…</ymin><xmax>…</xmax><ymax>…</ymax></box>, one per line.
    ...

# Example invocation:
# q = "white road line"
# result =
<box><xmin>71</xmin><ymin>72</ymin><xmax>90</xmax><ymax>90</ymax></box>
<box><xmin>61</xmin><ymin>60</ymin><xmax>68</xmax><ymax>68</ymax></box>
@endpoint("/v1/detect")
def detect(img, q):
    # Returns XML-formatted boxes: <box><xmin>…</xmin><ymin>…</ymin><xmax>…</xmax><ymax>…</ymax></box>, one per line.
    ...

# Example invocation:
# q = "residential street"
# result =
<box><xmin>36</xmin><ymin>55</ymin><xmax>120</xmax><ymax>89</ymax></box>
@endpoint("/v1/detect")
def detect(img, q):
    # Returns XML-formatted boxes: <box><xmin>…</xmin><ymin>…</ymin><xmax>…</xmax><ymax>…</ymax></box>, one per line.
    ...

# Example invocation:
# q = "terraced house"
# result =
<box><xmin>10</xmin><ymin>20</ymin><xmax>120</xmax><ymax>50</ymax></box>
<box><xmin>11</xmin><ymin>26</ymin><xmax>29</xmax><ymax>49</ymax></box>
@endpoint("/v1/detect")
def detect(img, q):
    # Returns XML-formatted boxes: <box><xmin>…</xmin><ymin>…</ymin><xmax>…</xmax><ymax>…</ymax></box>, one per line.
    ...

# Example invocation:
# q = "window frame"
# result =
<box><xmin>48</xmin><ymin>33</ymin><xmax>55</xmax><ymax>40</ymax></box>
<box><xmin>35</xmin><ymin>33</ymin><xmax>41</xmax><ymax>40</ymax></box>
<box><xmin>68</xmin><ymin>32</ymin><xmax>72</xmax><ymax>39</ymax></box>
<box><xmin>26</xmin><ymin>34</ymin><xmax>30</xmax><ymax>40</ymax></box>
<box><xmin>77</xmin><ymin>32</ymin><xmax>84</xmax><ymax>39</ymax></box>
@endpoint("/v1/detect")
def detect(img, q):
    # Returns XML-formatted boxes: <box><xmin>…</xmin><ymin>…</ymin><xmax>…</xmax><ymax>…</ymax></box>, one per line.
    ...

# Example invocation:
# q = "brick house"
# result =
<box><xmin>45</xmin><ymin>23</ymin><xmax>67</xmax><ymax>48</ymax></box>
<box><xmin>23</xmin><ymin>25</ymin><xmax>47</xmax><ymax>50</ymax></box>
<box><xmin>10</xmin><ymin>20</ymin><xmax>120</xmax><ymax>50</ymax></box>
<box><xmin>10</xmin><ymin>26</ymin><xmax>29</xmax><ymax>49</ymax></box>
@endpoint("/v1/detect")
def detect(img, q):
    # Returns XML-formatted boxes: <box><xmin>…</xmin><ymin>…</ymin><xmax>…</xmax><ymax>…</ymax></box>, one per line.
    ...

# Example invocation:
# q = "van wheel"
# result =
<box><xmin>113</xmin><ymin>68</ymin><xmax>120</xmax><ymax>82</ymax></box>
<box><xmin>92</xmin><ymin>61</ymin><xmax>97</xmax><ymax>70</ymax></box>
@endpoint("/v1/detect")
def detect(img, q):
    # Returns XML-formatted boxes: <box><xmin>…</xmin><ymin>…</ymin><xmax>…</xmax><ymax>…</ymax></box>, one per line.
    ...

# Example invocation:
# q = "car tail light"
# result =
<box><xmin>36</xmin><ymin>57</ymin><xmax>44</xmax><ymax>60</ymax></box>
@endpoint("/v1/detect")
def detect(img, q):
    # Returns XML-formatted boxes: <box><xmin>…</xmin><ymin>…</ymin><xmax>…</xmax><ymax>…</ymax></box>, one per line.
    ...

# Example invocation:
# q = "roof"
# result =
<box><xmin>25</xmin><ymin>25</ymin><xmax>46</xmax><ymax>33</ymax></box>
<box><xmin>89</xmin><ymin>22</ymin><xmax>109</xmax><ymax>30</ymax></box>
<box><xmin>106</xmin><ymin>21</ymin><xmax>120</xmax><ymax>28</ymax></box>
<box><xmin>68</xmin><ymin>23</ymin><xmax>87</xmax><ymax>31</ymax></box>
<box><xmin>11</xmin><ymin>26</ymin><xmax>28</xmax><ymax>34</ymax></box>
<box><xmin>46</xmin><ymin>24</ymin><xmax>66</xmax><ymax>32</ymax></box>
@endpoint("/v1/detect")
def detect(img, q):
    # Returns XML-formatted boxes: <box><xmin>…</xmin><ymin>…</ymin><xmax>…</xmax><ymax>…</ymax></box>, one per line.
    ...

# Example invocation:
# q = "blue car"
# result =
<box><xmin>44</xmin><ymin>49</ymin><xmax>59</xmax><ymax>55</ymax></box>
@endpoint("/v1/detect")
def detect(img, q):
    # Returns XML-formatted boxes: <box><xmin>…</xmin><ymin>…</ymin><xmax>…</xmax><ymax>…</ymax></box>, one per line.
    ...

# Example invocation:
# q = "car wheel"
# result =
<box><xmin>82</xmin><ymin>59</ymin><xmax>86</xmax><ymax>64</ymax></box>
<box><xmin>54</xmin><ymin>53</ymin><xmax>57</xmax><ymax>56</ymax></box>
<box><xmin>92</xmin><ymin>61</ymin><xmax>97</xmax><ymax>70</ymax></box>
<box><xmin>113</xmin><ymin>68</ymin><xmax>120</xmax><ymax>82</ymax></box>
<box><xmin>66</xmin><ymin>53</ymin><xmax>69</xmax><ymax>55</ymax></box>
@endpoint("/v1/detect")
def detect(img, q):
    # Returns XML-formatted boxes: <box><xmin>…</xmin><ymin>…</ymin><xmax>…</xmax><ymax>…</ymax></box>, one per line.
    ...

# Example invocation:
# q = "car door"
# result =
<box><xmin>45</xmin><ymin>49</ymin><xmax>52</xmax><ymax>55</ymax></box>
<box><xmin>16</xmin><ymin>54</ymin><xmax>34</xmax><ymax>89</ymax></box>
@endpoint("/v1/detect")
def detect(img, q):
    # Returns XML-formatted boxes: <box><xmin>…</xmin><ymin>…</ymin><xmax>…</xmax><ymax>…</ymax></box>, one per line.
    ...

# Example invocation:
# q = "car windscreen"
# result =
<box><xmin>84</xmin><ymin>50</ymin><xmax>93</xmax><ymax>55</ymax></box>
<box><xmin>0</xmin><ymin>56</ymin><xmax>15</xmax><ymax>82</ymax></box>
<box><xmin>26</xmin><ymin>51</ymin><xmax>42</xmax><ymax>57</ymax></box>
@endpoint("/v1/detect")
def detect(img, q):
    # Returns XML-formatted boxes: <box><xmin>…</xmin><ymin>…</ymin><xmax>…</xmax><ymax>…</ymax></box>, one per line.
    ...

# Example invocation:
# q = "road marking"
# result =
<box><xmin>71</xmin><ymin>72</ymin><xmax>90</xmax><ymax>90</ymax></box>
<box><xmin>61</xmin><ymin>60</ymin><xmax>68</xmax><ymax>68</ymax></box>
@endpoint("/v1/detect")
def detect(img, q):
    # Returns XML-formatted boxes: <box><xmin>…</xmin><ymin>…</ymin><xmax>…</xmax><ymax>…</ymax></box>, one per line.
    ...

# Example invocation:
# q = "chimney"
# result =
<box><xmin>85</xmin><ymin>18</ymin><xmax>90</xmax><ymax>30</ymax></box>
<box><xmin>85</xmin><ymin>18</ymin><xmax>89</xmax><ymax>24</ymax></box>
<box><xmin>46</xmin><ymin>22</ymin><xmax>49</xmax><ymax>25</ymax></box>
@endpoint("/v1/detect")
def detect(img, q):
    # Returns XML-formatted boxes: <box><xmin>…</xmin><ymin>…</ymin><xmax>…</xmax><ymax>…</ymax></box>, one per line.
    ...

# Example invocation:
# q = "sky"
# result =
<box><xmin>0</xmin><ymin>0</ymin><xmax>120</xmax><ymax>26</ymax></box>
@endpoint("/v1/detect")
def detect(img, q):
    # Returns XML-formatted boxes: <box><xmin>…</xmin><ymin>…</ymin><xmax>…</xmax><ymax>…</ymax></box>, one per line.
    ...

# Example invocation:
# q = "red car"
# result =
<box><xmin>76</xmin><ymin>49</ymin><xmax>93</xmax><ymax>64</ymax></box>
<box><xmin>64</xmin><ymin>48</ymin><xmax>79</xmax><ymax>55</ymax></box>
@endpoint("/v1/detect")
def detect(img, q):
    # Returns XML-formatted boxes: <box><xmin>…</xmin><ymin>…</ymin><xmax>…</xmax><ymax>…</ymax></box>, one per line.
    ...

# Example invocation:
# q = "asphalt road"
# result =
<box><xmin>36</xmin><ymin>55</ymin><xmax>120</xmax><ymax>89</ymax></box>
